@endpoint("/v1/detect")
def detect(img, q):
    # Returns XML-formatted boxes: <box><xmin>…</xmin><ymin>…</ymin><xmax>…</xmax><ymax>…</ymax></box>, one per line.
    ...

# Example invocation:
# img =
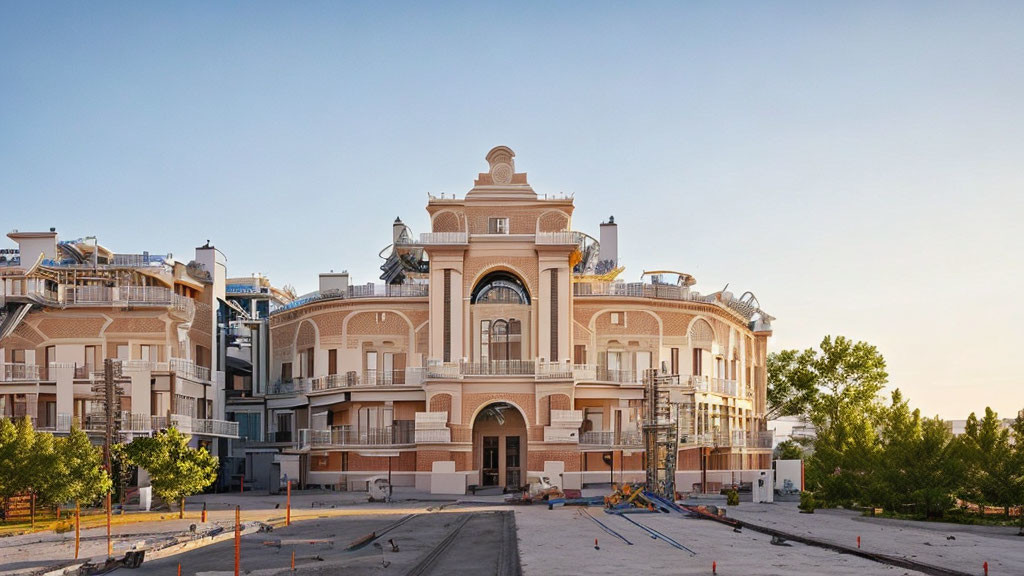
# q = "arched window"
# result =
<box><xmin>471</xmin><ymin>271</ymin><xmax>530</xmax><ymax>305</ymax></box>
<box><xmin>480</xmin><ymin>318</ymin><xmax>522</xmax><ymax>363</ymax></box>
<box><xmin>490</xmin><ymin>320</ymin><xmax>509</xmax><ymax>362</ymax></box>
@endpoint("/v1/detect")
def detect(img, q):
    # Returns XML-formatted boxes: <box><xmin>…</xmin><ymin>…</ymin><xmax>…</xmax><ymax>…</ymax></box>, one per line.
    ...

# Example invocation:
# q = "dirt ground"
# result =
<box><xmin>2</xmin><ymin>490</ymin><xmax>1022</xmax><ymax>576</ymax></box>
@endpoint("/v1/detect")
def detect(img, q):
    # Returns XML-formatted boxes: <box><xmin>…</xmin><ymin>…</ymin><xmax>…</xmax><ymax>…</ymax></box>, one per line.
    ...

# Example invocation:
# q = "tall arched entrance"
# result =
<box><xmin>472</xmin><ymin>402</ymin><xmax>528</xmax><ymax>490</ymax></box>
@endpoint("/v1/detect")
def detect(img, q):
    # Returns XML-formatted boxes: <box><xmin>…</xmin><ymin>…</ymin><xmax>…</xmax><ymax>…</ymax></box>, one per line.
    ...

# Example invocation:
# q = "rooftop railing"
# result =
<box><xmin>62</xmin><ymin>285</ymin><xmax>195</xmax><ymax>317</ymax></box>
<box><xmin>573</xmin><ymin>281</ymin><xmax>708</xmax><ymax>302</ymax></box>
<box><xmin>274</xmin><ymin>283</ymin><xmax>429</xmax><ymax>313</ymax></box>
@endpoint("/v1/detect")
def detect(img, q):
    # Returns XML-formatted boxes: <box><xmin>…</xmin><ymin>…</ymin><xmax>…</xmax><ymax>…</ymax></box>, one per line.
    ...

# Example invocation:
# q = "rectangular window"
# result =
<box><xmin>443</xmin><ymin>270</ymin><xmax>451</xmax><ymax>362</ymax></box>
<box><xmin>84</xmin><ymin>345</ymin><xmax>98</xmax><ymax>372</ymax></box>
<box><xmin>480</xmin><ymin>320</ymin><xmax>490</xmax><ymax>363</ymax></box>
<box><xmin>574</xmin><ymin>345</ymin><xmax>586</xmax><ymax>365</ymax></box>
<box><xmin>584</xmin><ymin>407</ymin><xmax>604</xmax><ymax>432</ymax></box>
<box><xmin>692</xmin><ymin>349</ymin><xmax>703</xmax><ymax>376</ymax></box>
<box><xmin>328</xmin><ymin>349</ymin><xmax>337</xmax><ymax>375</ymax></box>
<box><xmin>365</xmin><ymin>351</ymin><xmax>378</xmax><ymax>384</ymax></box>
<box><xmin>281</xmin><ymin>362</ymin><xmax>293</xmax><ymax>382</ymax></box>
<box><xmin>550</xmin><ymin>269</ymin><xmax>558</xmax><ymax>360</ymax></box>
<box><xmin>306</xmin><ymin>349</ymin><xmax>314</xmax><ymax>379</ymax></box>
<box><xmin>607</xmin><ymin>351</ymin><xmax>624</xmax><ymax>371</ymax></box>
<box><xmin>139</xmin><ymin>345</ymin><xmax>152</xmax><ymax>362</ymax></box>
<box><xmin>488</xmin><ymin>217</ymin><xmax>509</xmax><ymax>234</ymax></box>
<box><xmin>671</xmin><ymin>347</ymin><xmax>680</xmax><ymax>375</ymax></box>
<box><xmin>610</xmin><ymin>312</ymin><xmax>622</xmax><ymax>325</ymax></box>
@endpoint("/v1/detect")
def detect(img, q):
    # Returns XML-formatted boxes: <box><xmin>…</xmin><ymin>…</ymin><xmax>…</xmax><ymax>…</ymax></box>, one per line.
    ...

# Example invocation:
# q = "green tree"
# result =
<box><xmin>766</xmin><ymin>348</ymin><xmax>819</xmax><ymax>420</ymax></box>
<box><xmin>118</xmin><ymin>428</ymin><xmax>218</xmax><ymax>518</ymax></box>
<box><xmin>870</xmin><ymin>391</ymin><xmax>959</xmax><ymax>517</ymax></box>
<box><xmin>774</xmin><ymin>439</ymin><xmax>805</xmax><ymax>460</ymax></box>
<box><xmin>28</xmin><ymin>430</ymin><xmax>57</xmax><ymax>505</ymax></box>
<box><xmin>1010</xmin><ymin>412</ymin><xmax>1024</xmax><ymax>534</ymax></box>
<box><xmin>958</xmin><ymin>408</ymin><xmax>1015</xmax><ymax>516</ymax></box>
<box><xmin>777</xmin><ymin>336</ymin><xmax>888</xmax><ymax>507</ymax></box>
<box><xmin>0</xmin><ymin>417</ymin><xmax>37</xmax><ymax>507</ymax></box>
<box><xmin>41</xmin><ymin>427</ymin><xmax>111</xmax><ymax>509</ymax></box>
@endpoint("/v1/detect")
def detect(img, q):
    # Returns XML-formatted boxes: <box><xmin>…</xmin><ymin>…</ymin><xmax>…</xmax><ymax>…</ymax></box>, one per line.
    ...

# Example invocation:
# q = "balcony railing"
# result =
<box><xmin>298</xmin><ymin>423</ymin><xmax>415</xmax><ymax>448</ymax></box>
<box><xmin>568</xmin><ymin>365</ymin><xmax>637</xmax><ymax>384</ymax></box>
<box><xmin>579</xmin><ymin>430</ymin><xmax>643</xmax><ymax>447</ymax></box>
<box><xmin>746</xmin><ymin>430</ymin><xmax>774</xmax><ymax>449</ymax></box>
<box><xmin>535</xmin><ymin>231</ymin><xmax>577</xmax><ymax>245</ymax></box>
<box><xmin>536</xmin><ymin>362</ymin><xmax>574</xmax><ymax>379</ymax></box>
<box><xmin>428</xmin><ymin>360</ymin><xmax>536</xmax><ymax>377</ymax></box>
<box><xmin>270</xmin><ymin>378</ymin><xmax>311</xmax><ymax>395</ymax></box>
<box><xmin>169</xmin><ymin>358</ymin><xmax>211</xmax><ymax>382</ymax></box>
<box><xmin>414</xmin><ymin>428</ymin><xmax>451</xmax><ymax>443</ymax></box>
<box><xmin>192</xmin><ymin>418</ymin><xmax>240</xmax><ymax>438</ymax></box>
<box><xmin>551</xmin><ymin>409</ymin><xmax>584</xmax><ymax>427</ymax></box>
<box><xmin>310</xmin><ymin>368</ymin><xmax>419</xmax><ymax>392</ymax></box>
<box><xmin>1</xmin><ymin>363</ymin><xmax>40</xmax><ymax>382</ymax></box>
<box><xmin>397</xmin><ymin>232</ymin><xmax>468</xmax><ymax>245</ymax></box>
<box><xmin>688</xmin><ymin>375</ymin><xmax>741</xmax><ymax>397</ymax></box>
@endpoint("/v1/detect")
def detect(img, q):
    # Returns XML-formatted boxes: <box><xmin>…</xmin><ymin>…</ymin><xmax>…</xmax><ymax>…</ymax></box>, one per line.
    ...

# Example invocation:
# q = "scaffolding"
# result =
<box><xmin>642</xmin><ymin>368</ymin><xmax>679</xmax><ymax>499</ymax></box>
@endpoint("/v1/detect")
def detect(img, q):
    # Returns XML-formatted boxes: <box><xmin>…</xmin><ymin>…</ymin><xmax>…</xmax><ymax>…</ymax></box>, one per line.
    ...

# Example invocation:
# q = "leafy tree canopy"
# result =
<box><xmin>117</xmin><ymin>428</ymin><xmax>217</xmax><ymax>514</ymax></box>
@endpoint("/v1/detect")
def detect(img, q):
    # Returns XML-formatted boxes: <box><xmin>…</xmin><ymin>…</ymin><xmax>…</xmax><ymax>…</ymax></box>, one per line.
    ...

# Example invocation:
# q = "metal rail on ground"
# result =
<box><xmin>682</xmin><ymin>506</ymin><xmax>971</xmax><ymax>576</ymax></box>
<box><xmin>578</xmin><ymin>509</ymin><xmax>633</xmax><ymax>545</ymax></box>
<box><xmin>346</xmin><ymin>514</ymin><xmax>418</xmax><ymax>551</ymax></box>
<box><xmin>404</xmin><ymin>513</ymin><xmax>474</xmax><ymax>576</ymax></box>
<box><xmin>609</xmin><ymin>512</ymin><xmax>697</xmax><ymax>555</ymax></box>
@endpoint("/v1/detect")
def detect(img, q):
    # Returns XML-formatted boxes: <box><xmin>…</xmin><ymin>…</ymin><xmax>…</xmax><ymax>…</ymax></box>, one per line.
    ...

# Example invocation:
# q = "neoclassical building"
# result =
<box><xmin>267</xmin><ymin>147</ymin><xmax>775</xmax><ymax>494</ymax></box>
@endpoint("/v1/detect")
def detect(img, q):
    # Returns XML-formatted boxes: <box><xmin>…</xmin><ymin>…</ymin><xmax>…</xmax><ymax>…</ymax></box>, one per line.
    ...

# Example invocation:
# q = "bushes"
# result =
<box><xmin>726</xmin><ymin>490</ymin><xmax>739</xmax><ymax>506</ymax></box>
<box><xmin>799</xmin><ymin>491</ymin><xmax>816</xmax><ymax>513</ymax></box>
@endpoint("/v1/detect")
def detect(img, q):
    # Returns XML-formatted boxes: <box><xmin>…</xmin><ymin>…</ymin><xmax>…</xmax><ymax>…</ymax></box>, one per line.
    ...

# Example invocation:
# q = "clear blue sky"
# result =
<box><xmin>2</xmin><ymin>2</ymin><xmax>1022</xmax><ymax>419</ymax></box>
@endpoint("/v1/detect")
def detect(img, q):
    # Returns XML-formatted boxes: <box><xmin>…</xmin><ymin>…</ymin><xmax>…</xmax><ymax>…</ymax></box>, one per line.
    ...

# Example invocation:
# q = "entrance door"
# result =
<box><xmin>482</xmin><ymin>436</ymin><xmax>500</xmax><ymax>486</ymax></box>
<box><xmin>506</xmin><ymin>436</ymin><xmax>521</xmax><ymax>488</ymax></box>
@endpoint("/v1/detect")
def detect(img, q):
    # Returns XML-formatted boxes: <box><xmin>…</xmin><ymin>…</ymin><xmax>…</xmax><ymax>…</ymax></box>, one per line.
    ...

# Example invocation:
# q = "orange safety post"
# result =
<box><xmin>202</xmin><ymin>502</ymin><xmax>207</xmax><ymax>523</ymax></box>
<box><xmin>286</xmin><ymin>481</ymin><xmax>291</xmax><ymax>526</ymax></box>
<box><xmin>984</xmin><ymin>561</ymin><xmax>988</xmax><ymax>575</ymax></box>
<box><xmin>234</xmin><ymin>505</ymin><xmax>241</xmax><ymax>576</ymax></box>
<box><xmin>712</xmin><ymin>560</ymin><xmax>717</xmax><ymax>574</ymax></box>
<box><xmin>74</xmin><ymin>502</ymin><xmax>81</xmax><ymax>559</ymax></box>
<box><xmin>106</xmin><ymin>492</ymin><xmax>113</xmax><ymax>557</ymax></box>
<box><xmin>177</xmin><ymin>563</ymin><xmax>181</xmax><ymax>576</ymax></box>
<box><xmin>291</xmin><ymin>550</ymin><xmax>295</xmax><ymax>571</ymax></box>
<box><xmin>857</xmin><ymin>536</ymin><xmax>861</xmax><ymax>549</ymax></box>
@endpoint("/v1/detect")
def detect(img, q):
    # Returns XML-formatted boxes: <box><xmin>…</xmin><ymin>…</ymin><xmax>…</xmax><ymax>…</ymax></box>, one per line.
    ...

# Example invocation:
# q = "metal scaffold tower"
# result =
<box><xmin>642</xmin><ymin>367</ymin><xmax>679</xmax><ymax>499</ymax></box>
<box><xmin>93</xmin><ymin>359</ymin><xmax>125</xmax><ymax>470</ymax></box>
